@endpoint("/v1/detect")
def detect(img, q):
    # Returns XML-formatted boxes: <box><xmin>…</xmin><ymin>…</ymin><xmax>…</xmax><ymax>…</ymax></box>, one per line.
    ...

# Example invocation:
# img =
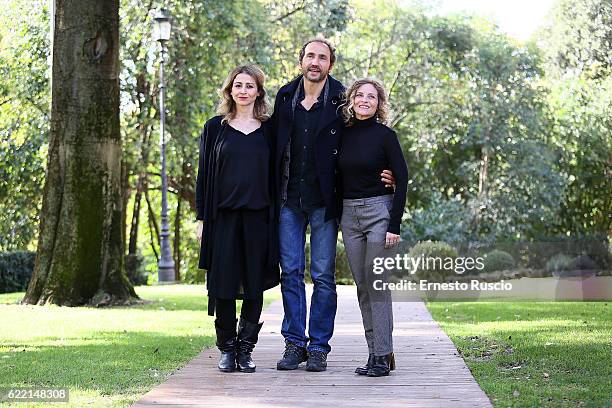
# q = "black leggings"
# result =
<box><xmin>216</xmin><ymin>297</ymin><xmax>263</xmax><ymax>330</ymax></box>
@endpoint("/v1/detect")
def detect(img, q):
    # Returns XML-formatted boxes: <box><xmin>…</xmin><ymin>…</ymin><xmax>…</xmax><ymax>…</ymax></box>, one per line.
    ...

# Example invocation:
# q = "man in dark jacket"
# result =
<box><xmin>272</xmin><ymin>38</ymin><xmax>394</xmax><ymax>372</ymax></box>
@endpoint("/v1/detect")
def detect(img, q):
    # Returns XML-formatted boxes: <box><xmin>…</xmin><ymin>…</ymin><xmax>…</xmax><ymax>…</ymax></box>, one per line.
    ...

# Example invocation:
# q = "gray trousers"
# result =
<box><xmin>340</xmin><ymin>194</ymin><xmax>394</xmax><ymax>356</ymax></box>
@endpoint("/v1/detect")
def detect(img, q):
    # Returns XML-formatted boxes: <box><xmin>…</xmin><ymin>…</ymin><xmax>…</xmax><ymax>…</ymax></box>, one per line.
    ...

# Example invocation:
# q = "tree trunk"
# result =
<box><xmin>122</xmin><ymin>160</ymin><xmax>131</xmax><ymax>252</ymax></box>
<box><xmin>173</xmin><ymin>191</ymin><xmax>182</xmax><ymax>281</ymax></box>
<box><xmin>23</xmin><ymin>0</ymin><xmax>137</xmax><ymax>306</ymax></box>
<box><xmin>478</xmin><ymin>144</ymin><xmax>490</xmax><ymax>198</ymax></box>
<box><xmin>145</xmin><ymin>186</ymin><xmax>160</xmax><ymax>262</ymax></box>
<box><xmin>128</xmin><ymin>173</ymin><xmax>145</xmax><ymax>255</ymax></box>
<box><xmin>471</xmin><ymin>128</ymin><xmax>492</xmax><ymax>232</ymax></box>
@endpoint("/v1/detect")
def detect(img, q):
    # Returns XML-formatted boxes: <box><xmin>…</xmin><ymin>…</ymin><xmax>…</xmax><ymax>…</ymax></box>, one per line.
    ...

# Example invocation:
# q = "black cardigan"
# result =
<box><xmin>195</xmin><ymin>116</ymin><xmax>280</xmax><ymax>314</ymax></box>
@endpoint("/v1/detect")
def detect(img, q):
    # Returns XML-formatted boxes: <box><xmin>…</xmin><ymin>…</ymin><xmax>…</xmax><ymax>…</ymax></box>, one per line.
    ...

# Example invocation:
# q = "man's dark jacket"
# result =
<box><xmin>272</xmin><ymin>74</ymin><xmax>345</xmax><ymax>221</ymax></box>
<box><xmin>195</xmin><ymin>115</ymin><xmax>280</xmax><ymax>313</ymax></box>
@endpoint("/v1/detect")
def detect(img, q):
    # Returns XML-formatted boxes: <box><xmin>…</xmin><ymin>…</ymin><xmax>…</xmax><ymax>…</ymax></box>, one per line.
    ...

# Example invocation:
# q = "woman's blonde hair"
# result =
<box><xmin>217</xmin><ymin>64</ymin><xmax>270</xmax><ymax>123</ymax></box>
<box><xmin>341</xmin><ymin>78</ymin><xmax>390</xmax><ymax>126</ymax></box>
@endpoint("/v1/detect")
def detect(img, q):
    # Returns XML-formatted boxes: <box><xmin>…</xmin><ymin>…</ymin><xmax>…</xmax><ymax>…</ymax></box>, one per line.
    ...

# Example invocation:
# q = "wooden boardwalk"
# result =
<box><xmin>132</xmin><ymin>285</ymin><xmax>492</xmax><ymax>408</ymax></box>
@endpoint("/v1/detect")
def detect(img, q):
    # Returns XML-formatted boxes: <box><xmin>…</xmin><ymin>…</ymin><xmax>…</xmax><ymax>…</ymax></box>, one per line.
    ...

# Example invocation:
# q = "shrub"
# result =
<box><xmin>545</xmin><ymin>253</ymin><xmax>572</xmax><ymax>273</ymax></box>
<box><xmin>522</xmin><ymin>233</ymin><xmax>611</xmax><ymax>270</ymax></box>
<box><xmin>304</xmin><ymin>237</ymin><xmax>354</xmax><ymax>285</ymax></box>
<box><xmin>125</xmin><ymin>253</ymin><xmax>148</xmax><ymax>286</ymax></box>
<box><xmin>407</xmin><ymin>240</ymin><xmax>459</xmax><ymax>282</ymax></box>
<box><xmin>0</xmin><ymin>251</ymin><xmax>36</xmax><ymax>293</ymax></box>
<box><xmin>482</xmin><ymin>250</ymin><xmax>516</xmax><ymax>273</ymax></box>
<box><xmin>567</xmin><ymin>254</ymin><xmax>599</xmax><ymax>271</ymax></box>
<box><xmin>335</xmin><ymin>240</ymin><xmax>354</xmax><ymax>285</ymax></box>
<box><xmin>183</xmin><ymin>266</ymin><xmax>206</xmax><ymax>284</ymax></box>
<box><xmin>401</xmin><ymin>192</ymin><xmax>472</xmax><ymax>246</ymax></box>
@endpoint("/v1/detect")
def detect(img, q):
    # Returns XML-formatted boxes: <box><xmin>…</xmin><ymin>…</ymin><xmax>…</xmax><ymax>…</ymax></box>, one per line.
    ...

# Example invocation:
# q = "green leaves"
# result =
<box><xmin>0</xmin><ymin>0</ymin><xmax>49</xmax><ymax>250</ymax></box>
<box><xmin>1</xmin><ymin>0</ymin><xmax>608</xmax><ymax>256</ymax></box>
<box><xmin>539</xmin><ymin>0</ymin><xmax>612</xmax><ymax>235</ymax></box>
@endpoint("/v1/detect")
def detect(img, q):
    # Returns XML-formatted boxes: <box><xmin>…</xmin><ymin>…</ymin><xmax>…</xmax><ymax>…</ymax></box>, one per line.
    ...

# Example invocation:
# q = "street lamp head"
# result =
<box><xmin>152</xmin><ymin>8</ymin><xmax>171</xmax><ymax>43</ymax></box>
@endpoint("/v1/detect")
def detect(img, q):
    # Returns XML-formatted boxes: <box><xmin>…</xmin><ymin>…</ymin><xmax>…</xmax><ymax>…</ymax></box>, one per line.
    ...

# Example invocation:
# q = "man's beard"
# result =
<box><xmin>302</xmin><ymin>65</ymin><xmax>328</xmax><ymax>82</ymax></box>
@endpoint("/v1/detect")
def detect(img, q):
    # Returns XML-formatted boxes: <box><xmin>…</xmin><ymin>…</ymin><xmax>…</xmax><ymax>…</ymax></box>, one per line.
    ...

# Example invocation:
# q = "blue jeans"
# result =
<box><xmin>279</xmin><ymin>205</ymin><xmax>338</xmax><ymax>353</ymax></box>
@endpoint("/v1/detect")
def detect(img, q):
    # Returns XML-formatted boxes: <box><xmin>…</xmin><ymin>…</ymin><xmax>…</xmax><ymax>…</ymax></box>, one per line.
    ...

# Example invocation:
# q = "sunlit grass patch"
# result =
<box><xmin>427</xmin><ymin>301</ymin><xmax>611</xmax><ymax>407</ymax></box>
<box><xmin>0</xmin><ymin>284</ymin><xmax>278</xmax><ymax>407</ymax></box>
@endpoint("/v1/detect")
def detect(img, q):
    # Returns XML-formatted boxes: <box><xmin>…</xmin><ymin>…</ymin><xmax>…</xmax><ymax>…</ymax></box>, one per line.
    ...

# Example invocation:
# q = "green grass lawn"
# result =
<box><xmin>0</xmin><ymin>284</ymin><xmax>278</xmax><ymax>407</ymax></box>
<box><xmin>426</xmin><ymin>301</ymin><xmax>611</xmax><ymax>408</ymax></box>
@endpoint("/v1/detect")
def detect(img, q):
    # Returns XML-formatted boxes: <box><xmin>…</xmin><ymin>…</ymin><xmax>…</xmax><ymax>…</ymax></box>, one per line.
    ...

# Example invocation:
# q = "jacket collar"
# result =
<box><xmin>291</xmin><ymin>76</ymin><xmax>329</xmax><ymax>113</ymax></box>
<box><xmin>279</xmin><ymin>74</ymin><xmax>344</xmax><ymax>102</ymax></box>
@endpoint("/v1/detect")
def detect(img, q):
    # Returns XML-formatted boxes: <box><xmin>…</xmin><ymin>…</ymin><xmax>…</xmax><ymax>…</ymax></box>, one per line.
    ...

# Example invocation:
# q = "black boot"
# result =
<box><xmin>367</xmin><ymin>353</ymin><xmax>396</xmax><ymax>377</ymax></box>
<box><xmin>215</xmin><ymin>319</ymin><xmax>237</xmax><ymax>372</ymax></box>
<box><xmin>355</xmin><ymin>353</ymin><xmax>375</xmax><ymax>375</ymax></box>
<box><xmin>236</xmin><ymin>318</ymin><xmax>263</xmax><ymax>373</ymax></box>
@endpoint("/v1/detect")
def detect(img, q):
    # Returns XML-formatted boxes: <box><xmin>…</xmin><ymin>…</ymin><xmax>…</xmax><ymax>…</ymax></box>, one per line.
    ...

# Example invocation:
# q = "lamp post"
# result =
<box><xmin>153</xmin><ymin>8</ymin><xmax>175</xmax><ymax>283</ymax></box>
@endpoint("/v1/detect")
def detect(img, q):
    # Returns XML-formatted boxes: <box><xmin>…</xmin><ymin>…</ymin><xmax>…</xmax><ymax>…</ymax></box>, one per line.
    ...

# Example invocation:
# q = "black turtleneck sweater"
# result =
<box><xmin>338</xmin><ymin>116</ymin><xmax>408</xmax><ymax>234</ymax></box>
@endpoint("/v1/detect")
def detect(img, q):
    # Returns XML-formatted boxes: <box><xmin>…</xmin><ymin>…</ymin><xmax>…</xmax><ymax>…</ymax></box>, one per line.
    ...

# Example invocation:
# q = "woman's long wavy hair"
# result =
<box><xmin>217</xmin><ymin>65</ymin><xmax>270</xmax><ymax>123</ymax></box>
<box><xmin>341</xmin><ymin>78</ymin><xmax>390</xmax><ymax>126</ymax></box>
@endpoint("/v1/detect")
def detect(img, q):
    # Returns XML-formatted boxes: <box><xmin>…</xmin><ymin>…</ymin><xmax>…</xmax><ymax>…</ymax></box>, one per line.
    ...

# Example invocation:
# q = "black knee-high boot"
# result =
<box><xmin>215</xmin><ymin>318</ymin><xmax>237</xmax><ymax>372</ymax></box>
<box><xmin>236</xmin><ymin>318</ymin><xmax>263</xmax><ymax>373</ymax></box>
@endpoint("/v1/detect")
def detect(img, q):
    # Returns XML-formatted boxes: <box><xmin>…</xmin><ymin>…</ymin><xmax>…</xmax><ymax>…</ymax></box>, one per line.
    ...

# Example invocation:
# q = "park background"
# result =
<box><xmin>0</xmin><ymin>0</ymin><xmax>610</xmax><ymax>407</ymax></box>
<box><xmin>1</xmin><ymin>0</ymin><xmax>610</xmax><ymax>288</ymax></box>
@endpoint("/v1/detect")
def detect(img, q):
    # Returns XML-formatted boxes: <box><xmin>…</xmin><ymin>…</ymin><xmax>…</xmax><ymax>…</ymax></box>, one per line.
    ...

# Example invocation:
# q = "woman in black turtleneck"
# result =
<box><xmin>338</xmin><ymin>78</ymin><xmax>408</xmax><ymax>377</ymax></box>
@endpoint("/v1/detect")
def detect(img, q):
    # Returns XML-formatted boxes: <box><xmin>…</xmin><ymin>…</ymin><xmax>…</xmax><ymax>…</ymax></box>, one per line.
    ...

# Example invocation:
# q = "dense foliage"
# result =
<box><xmin>1</xmin><ymin>0</ymin><xmax>609</xmax><ymax>283</ymax></box>
<box><xmin>0</xmin><ymin>251</ymin><xmax>35</xmax><ymax>293</ymax></box>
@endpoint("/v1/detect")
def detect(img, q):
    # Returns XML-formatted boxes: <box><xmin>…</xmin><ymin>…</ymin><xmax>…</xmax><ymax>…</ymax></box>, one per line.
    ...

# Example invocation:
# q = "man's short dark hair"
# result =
<box><xmin>298</xmin><ymin>37</ymin><xmax>336</xmax><ymax>66</ymax></box>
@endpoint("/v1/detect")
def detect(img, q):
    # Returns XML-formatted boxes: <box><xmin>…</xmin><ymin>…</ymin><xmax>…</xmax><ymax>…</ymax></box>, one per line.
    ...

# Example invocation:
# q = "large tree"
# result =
<box><xmin>23</xmin><ymin>0</ymin><xmax>137</xmax><ymax>306</ymax></box>
<box><xmin>538</xmin><ymin>0</ymin><xmax>612</xmax><ymax>236</ymax></box>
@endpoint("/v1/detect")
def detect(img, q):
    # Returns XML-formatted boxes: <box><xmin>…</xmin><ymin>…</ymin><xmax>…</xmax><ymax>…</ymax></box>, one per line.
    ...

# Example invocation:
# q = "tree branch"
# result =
<box><xmin>273</xmin><ymin>1</ymin><xmax>306</xmax><ymax>23</ymax></box>
<box><xmin>144</xmin><ymin>186</ymin><xmax>160</xmax><ymax>262</ymax></box>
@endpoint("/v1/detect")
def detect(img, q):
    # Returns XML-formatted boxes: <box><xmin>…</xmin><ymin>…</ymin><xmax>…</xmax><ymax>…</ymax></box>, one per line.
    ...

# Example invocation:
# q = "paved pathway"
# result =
<box><xmin>132</xmin><ymin>285</ymin><xmax>492</xmax><ymax>408</ymax></box>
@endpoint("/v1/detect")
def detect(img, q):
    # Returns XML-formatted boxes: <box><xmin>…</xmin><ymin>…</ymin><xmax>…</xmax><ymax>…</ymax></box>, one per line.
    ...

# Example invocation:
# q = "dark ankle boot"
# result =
<box><xmin>215</xmin><ymin>319</ymin><xmax>237</xmax><ymax>372</ymax></box>
<box><xmin>367</xmin><ymin>353</ymin><xmax>395</xmax><ymax>377</ymax></box>
<box><xmin>236</xmin><ymin>318</ymin><xmax>263</xmax><ymax>373</ymax></box>
<box><xmin>355</xmin><ymin>353</ymin><xmax>375</xmax><ymax>375</ymax></box>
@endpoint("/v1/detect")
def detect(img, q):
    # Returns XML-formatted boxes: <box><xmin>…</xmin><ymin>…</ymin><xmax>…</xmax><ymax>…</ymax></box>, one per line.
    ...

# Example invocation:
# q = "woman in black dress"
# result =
<box><xmin>195</xmin><ymin>65</ymin><xmax>279</xmax><ymax>373</ymax></box>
